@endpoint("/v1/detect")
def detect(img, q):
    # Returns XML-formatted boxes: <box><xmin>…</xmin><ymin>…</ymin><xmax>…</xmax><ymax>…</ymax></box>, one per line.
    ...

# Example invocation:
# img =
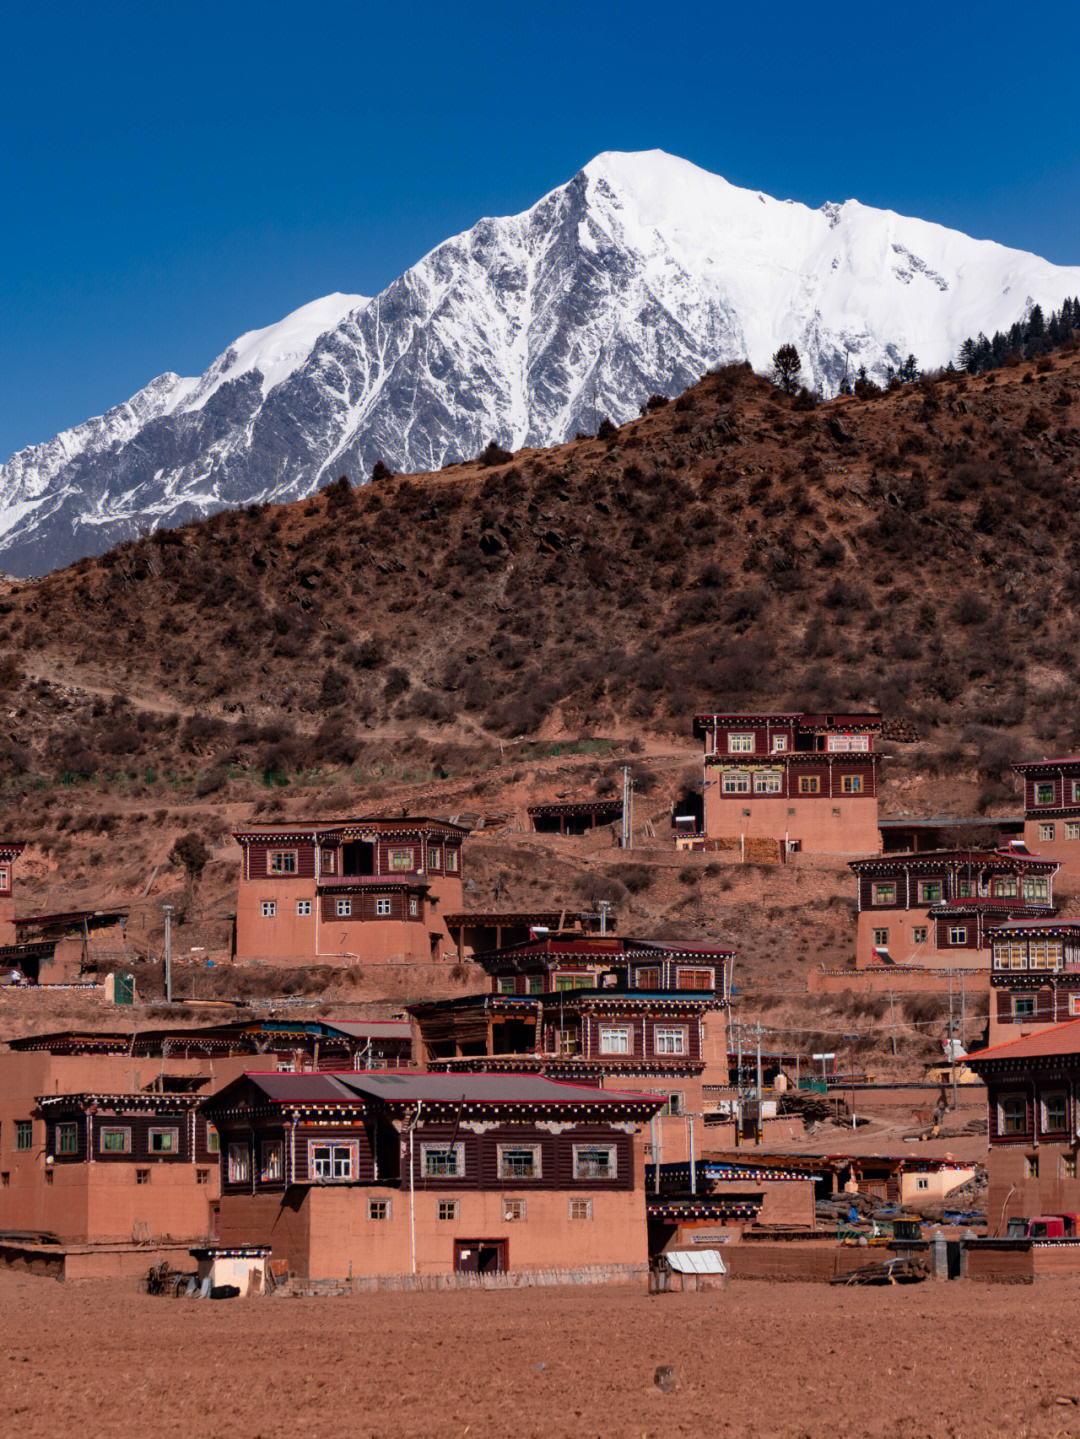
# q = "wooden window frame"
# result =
<box><xmin>998</xmin><ymin>1094</ymin><xmax>1027</xmax><ymax>1135</ymax></box>
<box><xmin>917</xmin><ymin>881</ymin><xmax>942</xmax><ymax>904</ymax></box>
<box><xmin>320</xmin><ymin>848</ymin><xmax>336</xmax><ymax>874</ymax></box>
<box><xmin>569</xmin><ymin>1197</ymin><xmax>593</xmax><ymax>1219</ymax></box>
<box><xmin>296</xmin><ymin>899</ymin><xmax>312</xmax><ymax>916</ymax></box>
<box><xmin>445</xmin><ymin>848</ymin><xmax>460</xmax><ymax>872</ymax></box>
<box><xmin>268</xmin><ymin>850</ymin><xmax>298</xmax><ymax>876</ymax></box>
<box><xmin>15</xmin><ymin>1120</ymin><xmax>32</xmax><ymax>1151</ymax></box>
<box><xmin>497</xmin><ymin>977</ymin><xmax>516</xmax><ymax>995</ymax></box>
<box><xmin>873</xmin><ymin>928</ymin><xmax>890</xmax><ymax>947</ymax></box>
<box><xmin>912</xmin><ymin>926</ymin><xmax>928</xmax><ymax>944</ymax></box>
<box><xmin>227</xmin><ymin>1142</ymin><xmax>250</xmax><ymax>1184</ymax></box>
<box><xmin>1013</xmin><ymin>995</ymin><xmax>1036</xmax><ymax>1019</ymax></box>
<box><xmin>206</xmin><ymin>1127</ymin><xmax>220</xmax><ymax>1154</ymax></box>
<box><xmin>841</xmin><ymin>775</ymin><xmax>863</xmax><ymax>794</ymax></box>
<box><xmin>408</xmin><ymin>896</ymin><xmax>419</xmax><ymax>917</ymax></box>
<box><xmin>56</xmin><ymin>1123</ymin><xmax>79</xmax><ymax>1155</ymax></box>
<box><xmin>728</xmin><ymin>733</ymin><xmax>755</xmax><ymax>754</ymax></box>
<box><xmin>374</xmin><ymin>897</ymin><xmax>392</xmax><ymax>917</ymax></box>
<box><xmin>309</xmin><ymin>1140</ymin><xmax>357</xmax><ymax>1182</ymax></box>
<box><xmin>798</xmin><ymin>775</ymin><xmax>821</xmax><ymax>795</ymax></box>
<box><xmin>948</xmin><ymin>926</ymin><xmax>968</xmax><ymax>945</ymax></box>
<box><xmin>437</xmin><ymin>1199</ymin><xmax>459</xmax><ymax>1220</ymax></box>
<box><xmin>1036</xmin><ymin>783</ymin><xmax>1055</xmax><ymax>807</ymax></box>
<box><xmin>336</xmin><ymin>899</ymin><xmax>352</xmax><ymax>918</ymax></box>
<box><xmin>572</xmin><ymin>1145</ymin><xmax>617</xmax><ymax>1181</ymax></box>
<box><xmin>676</xmin><ymin>967</ymin><xmax>712</xmax><ymax>991</ymax></box>
<box><xmin>99</xmin><ymin>1126</ymin><xmax>131</xmax><ymax>1154</ymax></box>
<box><xmin>368</xmin><ymin>1198</ymin><xmax>391</xmax><ymax>1220</ymax></box>
<box><xmin>496</xmin><ymin>1145</ymin><xmax>541</xmax><ymax>1181</ymax></box>
<box><xmin>1039</xmin><ymin>823</ymin><xmax>1056</xmax><ymax>842</ymax></box>
<box><xmin>599</xmin><ymin>1026</ymin><xmax>632</xmax><ymax>1055</ymax></box>
<box><xmin>654</xmin><ymin>1026</ymin><xmax>688</xmax><ymax>1056</ymax></box>
<box><xmin>1041</xmin><ymin>1091</ymin><xmax>1068</xmax><ymax>1134</ymax></box>
<box><xmin>752</xmin><ymin>771</ymin><xmax>782</xmax><ymax>795</ymax></box>
<box><xmin>260</xmin><ymin>901</ymin><xmax>276</xmax><ymax>918</ymax></box>
<box><xmin>148</xmin><ymin>1126</ymin><xmax>179</xmax><ymax>1155</ymax></box>
<box><xmin>872</xmin><ymin>883</ymin><xmax>896</xmax><ymax>905</ymax></box>
<box><xmin>1022</xmin><ymin>877</ymin><xmax>1050</xmax><ymax>902</ymax></box>
<box><xmin>422</xmin><ymin>1143</ymin><xmax>465</xmax><ymax>1179</ymax></box>
<box><xmin>259</xmin><ymin>1141</ymin><xmax>284</xmax><ymax>1183</ymax></box>
<box><xmin>721</xmin><ymin>770</ymin><xmax>750</xmax><ymax>795</ymax></box>
<box><xmin>635</xmin><ymin>967</ymin><xmax>661</xmax><ymax>989</ymax></box>
<box><xmin>1067</xmin><ymin>822</ymin><xmax>1080</xmax><ymax>841</ymax></box>
<box><xmin>502</xmin><ymin>1198</ymin><xmax>527</xmax><ymax>1221</ymax></box>
<box><xmin>388</xmin><ymin>848</ymin><xmax>414</xmax><ymax>872</ymax></box>
<box><xmin>428</xmin><ymin>846</ymin><xmax>442</xmax><ymax>870</ymax></box>
<box><xmin>994</xmin><ymin>877</ymin><xmax>1019</xmax><ymax>898</ymax></box>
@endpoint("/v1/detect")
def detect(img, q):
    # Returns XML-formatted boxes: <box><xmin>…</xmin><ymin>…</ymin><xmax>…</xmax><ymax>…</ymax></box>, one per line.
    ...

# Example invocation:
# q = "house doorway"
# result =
<box><xmin>454</xmin><ymin>1239</ymin><xmax>507</xmax><ymax>1275</ymax></box>
<box><xmin>341</xmin><ymin>841</ymin><xmax>375</xmax><ymax>877</ymax></box>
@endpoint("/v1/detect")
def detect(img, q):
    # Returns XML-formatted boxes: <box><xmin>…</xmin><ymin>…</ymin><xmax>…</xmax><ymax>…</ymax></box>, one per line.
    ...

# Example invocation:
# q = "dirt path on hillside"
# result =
<box><xmin>4</xmin><ymin>1270</ymin><xmax>1080</xmax><ymax>1438</ymax></box>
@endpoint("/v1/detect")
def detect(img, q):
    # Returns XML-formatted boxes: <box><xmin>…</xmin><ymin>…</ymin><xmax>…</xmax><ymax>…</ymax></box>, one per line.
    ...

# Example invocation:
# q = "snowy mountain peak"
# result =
<box><xmin>3</xmin><ymin>151</ymin><xmax>1079</xmax><ymax>576</ymax></box>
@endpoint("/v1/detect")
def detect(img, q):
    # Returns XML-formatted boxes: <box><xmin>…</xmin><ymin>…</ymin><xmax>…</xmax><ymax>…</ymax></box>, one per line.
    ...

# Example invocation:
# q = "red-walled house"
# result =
<box><xmin>849</xmin><ymin>849</ymin><xmax>1058</xmax><ymax>970</ymax></box>
<box><xmin>967</xmin><ymin>1020</ymin><xmax>1080</xmax><ymax>1233</ymax></box>
<box><xmin>233</xmin><ymin>817</ymin><xmax>467</xmax><ymax>965</ymax></box>
<box><xmin>988</xmin><ymin>919</ymin><xmax>1080</xmax><ymax>1044</ymax></box>
<box><xmin>1013</xmin><ymin>756</ymin><xmax>1080</xmax><ymax>886</ymax></box>
<box><xmin>205</xmin><ymin>1071</ymin><xmax>664</xmax><ymax>1281</ymax></box>
<box><xmin>694</xmin><ymin>712</ymin><xmax>883</xmax><ymax>856</ymax></box>
<box><xmin>408</xmin><ymin>935</ymin><xmax>732</xmax><ymax>1166</ymax></box>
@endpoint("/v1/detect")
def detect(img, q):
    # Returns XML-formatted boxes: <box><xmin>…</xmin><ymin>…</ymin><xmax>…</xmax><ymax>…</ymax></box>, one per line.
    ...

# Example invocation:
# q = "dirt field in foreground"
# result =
<box><xmin>4</xmin><ymin>1271</ymin><xmax>1080</xmax><ymax>1439</ymax></box>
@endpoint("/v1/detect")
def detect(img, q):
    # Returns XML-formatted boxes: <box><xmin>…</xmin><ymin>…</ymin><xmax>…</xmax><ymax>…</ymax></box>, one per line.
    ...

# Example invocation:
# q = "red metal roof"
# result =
<box><xmin>233</xmin><ymin>1069</ymin><xmax>663</xmax><ymax>1110</ymax></box>
<box><xmin>1013</xmin><ymin>756</ymin><xmax>1080</xmax><ymax>771</ymax></box>
<box><xmin>968</xmin><ymin>1017</ymin><xmax>1080</xmax><ymax>1064</ymax></box>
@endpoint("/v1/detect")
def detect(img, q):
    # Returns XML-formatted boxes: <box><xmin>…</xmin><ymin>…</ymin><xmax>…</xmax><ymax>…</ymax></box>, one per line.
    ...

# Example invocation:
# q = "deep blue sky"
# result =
<box><xmin>3</xmin><ymin>0</ymin><xmax>1079</xmax><ymax>460</ymax></box>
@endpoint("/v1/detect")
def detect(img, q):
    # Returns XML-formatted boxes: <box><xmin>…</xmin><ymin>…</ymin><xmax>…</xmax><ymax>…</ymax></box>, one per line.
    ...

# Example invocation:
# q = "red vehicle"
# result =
<box><xmin>1007</xmin><ymin>1214</ymin><xmax>1080</xmax><ymax>1239</ymax></box>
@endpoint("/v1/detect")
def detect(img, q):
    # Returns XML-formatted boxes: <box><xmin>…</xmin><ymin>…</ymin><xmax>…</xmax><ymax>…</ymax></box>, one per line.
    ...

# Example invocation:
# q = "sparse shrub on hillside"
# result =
<box><xmin>383</xmin><ymin>667</ymin><xmax>411</xmax><ymax>702</ymax></box>
<box><xmin>370</xmin><ymin>461</ymin><xmax>393</xmax><ymax>482</ymax></box>
<box><xmin>641</xmin><ymin>394</ymin><xmax>669</xmax><ymax>414</ymax></box>
<box><xmin>479</xmin><ymin>440</ymin><xmax>514</xmax><ymax>467</ymax></box>
<box><xmin>322</xmin><ymin>475</ymin><xmax>355</xmax><ymax>514</ymax></box>
<box><xmin>169</xmin><ymin>831</ymin><xmax>210</xmax><ymax>880</ymax></box>
<box><xmin>770</xmin><ymin>344</ymin><xmax>801</xmax><ymax>394</ymax></box>
<box><xmin>596</xmin><ymin>417</ymin><xmax>617</xmax><ymax>439</ymax></box>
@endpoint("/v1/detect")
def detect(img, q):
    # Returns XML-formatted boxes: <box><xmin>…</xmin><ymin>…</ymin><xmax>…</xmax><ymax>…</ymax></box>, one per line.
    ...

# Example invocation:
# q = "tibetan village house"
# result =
<box><xmin>967</xmin><ymin>1019</ymin><xmax>1080</xmax><ymax>1233</ymax></box>
<box><xmin>694</xmin><ymin>712</ymin><xmax>883</xmax><ymax>856</ymax></box>
<box><xmin>1013</xmin><ymin>756</ymin><xmax>1080</xmax><ymax>885</ymax></box>
<box><xmin>0</xmin><ymin>842</ymin><xmax>128</xmax><ymax>983</ymax></box>
<box><xmin>205</xmin><ymin>1071</ymin><xmax>663</xmax><ymax>1281</ymax></box>
<box><xmin>444</xmin><ymin>908</ymin><xmax>613</xmax><ymax>962</ymax></box>
<box><xmin>232</xmin><ymin>817</ymin><xmax>467</xmax><ymax>965</ymax></box>
<box><xmin>848</xmin><ymin>849</ymin><xmax>1059</xmax><ymax>971</ymax></box>
<box><xmin>408</xmin><ymin>935</ymin><xmax>732</xmax><ymax>1166</ymax></box>
<box><xmin>527</xmin><ymin>799</ymin><xmax>623</xmax><ymax>836</ymax></box>
<box><xmin>989</xmin><ymin>919</ymin><xmax>1080</xmax><ymax>1044</ymax></box>
<box><xmin>0</xmin><ymin>1019</ymin><xmax>406</xmax><ymax>1258</ymax></box>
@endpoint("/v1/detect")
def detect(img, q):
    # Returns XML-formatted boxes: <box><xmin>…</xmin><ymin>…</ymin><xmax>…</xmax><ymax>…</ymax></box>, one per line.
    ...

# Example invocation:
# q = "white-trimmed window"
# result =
<box><xmin>261</xmin><ymin>901</ymin><xmax>277</xmax><ymax>918</ymax></box>
<box><xmin>408</xmin><ymin>896</ymin><xmax>419</xmax><ymax>917</ymax></box>
<box><xmin>99</xmin><ymin>1126</ymin><xmax>130</xmax><ymax>1154</ymax></box>
<box><xmin>0</xmin><ymin>865</ymin><xmax>9</xmax><ymax>889</ymax></box>
<box><xmin>269</xmin><ymin>850</ymin><xmax>297</xmax><ymax>875</ymax></box>
<box><xmin>503</xmin><ymin>1198</ymin><xmax>527</xmax><ymax>1221</ymax></box>
<box><xmin>428</xmin><ymin>846</ymin><xmax>442</xmax><ymax>870</ymax></box>
<box><xmin>993</xmin><ymin>942</ymin><xmax>1023</xmax><ymax>970</ymax></box>
<box><xmin>15</xmin><ymin>1120</ymin><xmax>32</xmax><ymax>1150</ymax></box>
<box><xmin>446</xmin><ymin>848</ymin><xmax>460</xmax><ymax>872</ymax></box>
<box><xmin>260</xmin><ymin>1141</ymin><xmax>283</xmax><ymax>1182</ymax></box>
<box><xmin>654</xmin><ymin>1026</ymin><xmax>688</xmax><ymax>1056</ymax></box>
<box><xmin>1013</xmin><ymin>995</ymin><xmax>1036</xmax><ymax>1019</ymax></box>
<box><xmin>1063</xmin><ymin>1154</ymin><xmax>1078</xmax><ymax>1179</ymax></box>
<box><xmin>56</xmin><ymin>1123</ymin><xmax>79</xmax><ymax>1155</ymax></box>
<box><xmin>336</xmin><ymin>899</ymin><xmax>352</xmax><ymax>917</ymax></box>
<box><xmin>422</xmin><ymin>1143</ymin><xmax>464</xmax><ymax>1179</ymax></box>
<box><xmin>1023</xmin><ymin>877</ymin><xmax>1050</xmax><ymax>902</ymax></box>
<box><xmin>915</xmin><ymin>1177</ymin><xmax>929</xmax><ymax>1191</ymax></box>
<box><xmin>374</xmin><ymin>897</ymin><xmax>392</xmax><ymax>917</ymax></box>
<box><xmin>437</xmin><ymin>1199</ymin><xmax>459</xmax><ymax>1220</ymax></box>
<box><xmin>912</xmin><ymin>926</ymin><xmax>928</xmax><ymax>944</ymax></box>
<box><xmin>497</xmin><ymin>1145</ymin><xmax>541</xmax><ymax>1180</ymax></box>
<box><xmin>721</xmin><ymin>770</ymin><xmax>750</xmax><ymax>794</ymax></box>
<box><xmin>1036</xmin><ymin>783</ymin><xmax>1055</xmax><ymax>806</ymax></box>
<box><xmin>771</xmin><ymin>736</ymin><xmax>788</xmax><ymax>753</ymax></box>
<box><xmin>1039</xmin><ymin>823</ymin><xmax>1056</xmax><ymax>843</ymax></box>
<box><xmin>149</xmin><ymin>1127</ymin><xmax>179</xmax><ymax>1154</ymax></box>
<box><xmin>753</xmin><ymin>771</ymin><xmax>782</xmax><ymax>794</ymax></box>
<box><xmin>320</xmin><ymin>848</ymin><xmax>336</xmax><ymax>874</ymax></box>
<box><xmin>1041</xmin><ymin>1092</ymin><xmax>1068</xmax><ymax>1132</ymax></box>
<box><xmin>1072</xmin><ymin>781</ymin><xmax>1080</xmax><ymax>804</ymax></box>
<box><xmin>873</xmin><ymin>928</ymin><xmax>889</xmax><ymax>947</ymax></box>
<box><xmin>368</xmin><ymin>1198</ymin><xmax>391</xmax><ymax>1220</ymax></box>
<box><xmin>599</xmin><ymin>1026</ymin><xmax>632</xmax><ymax>1055</ymax></box>
<box><xmin>994</xmin><ymin>876</ymin><xmax>1019</xmax><ymax>898</ymax></box>
<box><xmin>309</xmin><ymin>1141</ymin><xmax>357</xmax><ymax>1182</ymax></box>
<box><xmin>296</xmin><ymin>899</ymin><xmax>312</xmax><ymax>916</ymax></box>
<box><xmin>998</xmin><ymin>1095</ymin><xmax>1027</xmax><ymax>1135</ymax></box>
<box><xmin>569</xmin><ymin>1197</ymin><xmax>593</xmax><ymax>1220</ymax></box>
<box><xmin>388</xmin><ymin>848</ymin><xmax>414</xmax><ymax>872</ymax></box>
<box><xmin>872</xmin><ymin>883</ymin><xmax>896</xmax><ymax>905</ymax></box>
<box><xmin>227</xmin><ymin>1143</ymin><xmax>250</xmax><ymax>1183</ymax></box>
<box><xmin>841</xmin><ymin>775</ymin><xmax>863</xmax><ymax>794</ymax></box>
<box><xmin>1070</xmin><ymin>994</ymin><xmax>1080</xmax><ymax>1017</ymax></box>
<box><xmin>1067</xmin><ymin>823</ymin><xmax>1080</xmax><ymax>841</ymax></box>
<box><xmin>573</xmin><ymin>1145</ymin><xmax>617</xmax><ymax>1180</ymax></box>
<box><xmin>1030</xmin><ymin>941</ymin><xmax>1063</xmax><ymax>970</ymax></box>
<box><xmin>497</xmin><ymin>977</ymin><xmax>516</xmax><ymax>995</ymax></box>
<box><xmin>948</xmin><ymin>926</ymin><xmax>968</xmax><ymax>945</ymax></box>
<box><xmin>728</xmin><ymin>733</ymin><xmax>754</xmax><ymax>754</ymax></box>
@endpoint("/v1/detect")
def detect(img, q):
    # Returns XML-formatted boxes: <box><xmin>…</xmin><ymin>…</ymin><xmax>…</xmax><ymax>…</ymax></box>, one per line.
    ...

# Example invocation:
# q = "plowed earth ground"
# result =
<box><xmin>5</xmin><ymin>1269</ymin><xmax>1080</xmax><ymax>1439</ymax></box>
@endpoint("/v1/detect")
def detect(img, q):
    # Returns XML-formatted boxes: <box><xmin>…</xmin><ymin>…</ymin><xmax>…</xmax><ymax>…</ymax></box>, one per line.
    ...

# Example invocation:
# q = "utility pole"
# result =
<box><xmin>888</xmin><ymin>990</ymin><xmax>897</xmax><ymax>1057</ymax></box>
<box><xmin>598</xmin><ymin>900</ymin><xmax>611</xmax><ymax>936</ymax></box>
<box><xmin>754</xmin><ymin>1023</ymin><xmax>763</xmax><ymax>1147</ymax></box>
<box><xmin>961</xmin><ymin>970</ymin><xmax>967</xmax><ymax>1050</ymax></box>
<box><xmin>688</xmin><ymin>1112</ymin><xmax>696</xmax><ymax>1195</ymax></box>
<box><xmin>162</xmin><ymin>903</ymin><xmax>174</xmax><ymax>1005</ymax></box>
<box><xmin>735</xmin><ymin>1021</ymin><xmax>743</xmax><ymax>1148</ymax></box>
<box><xmin>948</xmin><ymin>970</ymin><xmax>957</xmax><ymax>1111</ymax></box>
<box><xmin>848</xmin><ymin>1034</ymin><xmax>856</xmax><ymax>1130</ymax></box>
<box><xmin>620</xmin><ymin>767</ymin><xmax>633</xmax><ymax>850</ymax></box>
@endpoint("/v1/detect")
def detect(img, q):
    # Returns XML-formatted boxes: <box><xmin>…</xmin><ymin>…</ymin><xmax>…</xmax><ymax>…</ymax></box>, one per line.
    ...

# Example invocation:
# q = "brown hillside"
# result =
<box><xmin>3</xmin><ymin>351</ymin><xmax>1080</xmax><ymax>792</ymax></box>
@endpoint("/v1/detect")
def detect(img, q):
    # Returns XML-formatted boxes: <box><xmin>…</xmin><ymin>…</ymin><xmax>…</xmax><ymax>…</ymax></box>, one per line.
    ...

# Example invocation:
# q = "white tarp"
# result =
<box><xmin>665</xmin><ymin>1249</ymin><xmax>728</xmax><ymax>1274</ymax></box>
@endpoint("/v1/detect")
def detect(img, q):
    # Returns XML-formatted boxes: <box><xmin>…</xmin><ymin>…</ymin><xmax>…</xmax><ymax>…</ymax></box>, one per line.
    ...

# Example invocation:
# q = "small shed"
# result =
<box><xmin>189</xmin><ymin>1245</ymin><xmax>272</xmax><ymax>1297</ymax></box>
<box><xmin>651</xmin><ymin>1248</ymin><xmax>728</xmax><ymax>1293</ymax></box>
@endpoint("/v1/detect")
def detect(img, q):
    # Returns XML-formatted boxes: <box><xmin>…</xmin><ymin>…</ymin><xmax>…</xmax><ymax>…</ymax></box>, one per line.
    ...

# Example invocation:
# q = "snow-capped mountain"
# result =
<box><xmin>5</xmin><ymin>150</ymin><xmax>1080</xmax><ymax>576</ymax></box>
